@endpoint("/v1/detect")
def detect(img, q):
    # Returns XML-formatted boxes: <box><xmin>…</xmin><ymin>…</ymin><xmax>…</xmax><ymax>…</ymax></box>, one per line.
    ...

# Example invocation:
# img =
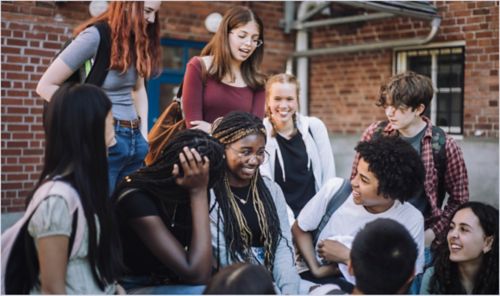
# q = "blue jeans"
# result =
<box><xmin>408</xmin><ymin>247</ymin><xmax>433</xmax><ymax>294</ymax></box>
<box><xmin>107</xmin><ymin>124</ymin><xmax>148</xmax><ymax>194</ymax></box>
<box><xmin>120</xmin><ymin>276</ymin><xmax>205</xmax><ymax>295</ymax></box>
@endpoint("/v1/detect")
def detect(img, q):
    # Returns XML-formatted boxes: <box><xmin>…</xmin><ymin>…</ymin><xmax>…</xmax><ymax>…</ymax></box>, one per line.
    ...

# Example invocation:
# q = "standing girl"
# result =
<box><xmin>420</xmin><ymin>201</ymin><xmax>498</xmax><ymax>294</ymax></box>
<box><xmin>112</xmin><ymin>130</ymin><xmax>225</xmax><ymax>294</ymax></box>
<box><xmin>13</xmin><ymin>84</ymin><xmax>122</xmax><ymax>294</ymax></box>
<box><xmin>182</xmin><ymin>6</ymin><xmax>266</xmax><ymax>133</ymax></box>
<box><xmin>261</xmin><ymin>73</ymin><xmax>335</xmax><ymax>221</ymax></box>
<box><xmin>210</xmin><ymin>111</ymin><xmax>300</xmax><ymax>294</ymax></box>
<box><xmin>36</xmin><ymin>1</ymin><xmax>162</xmax><ymax>191</ymax></box>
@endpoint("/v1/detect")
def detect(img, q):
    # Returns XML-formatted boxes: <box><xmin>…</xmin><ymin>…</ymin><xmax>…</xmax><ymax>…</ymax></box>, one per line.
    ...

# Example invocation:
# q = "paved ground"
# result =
<box><xmin>2</xmin><ymin>133</ymin><xmax>498</xmax><ymax>232</ymax></box>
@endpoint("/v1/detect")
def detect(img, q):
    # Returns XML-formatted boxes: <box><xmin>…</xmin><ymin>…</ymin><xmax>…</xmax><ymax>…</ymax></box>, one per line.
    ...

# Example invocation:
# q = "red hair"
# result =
<box><xmin>74</xmin><ymin>1</ymin><xmax>161</xmax><ymax>78</ymax></box>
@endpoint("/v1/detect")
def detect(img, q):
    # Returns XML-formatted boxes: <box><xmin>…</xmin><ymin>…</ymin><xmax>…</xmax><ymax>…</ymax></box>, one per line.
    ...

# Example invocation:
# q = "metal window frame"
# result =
<box><xmin>394</xmin><ymin>44</ymin><xmax>465</xmax><ymax>135</ymax></box>
<box><xmin>146</xmin><ymin>38</ymin><xmax>206</xmax><ymax>128</ymax></box>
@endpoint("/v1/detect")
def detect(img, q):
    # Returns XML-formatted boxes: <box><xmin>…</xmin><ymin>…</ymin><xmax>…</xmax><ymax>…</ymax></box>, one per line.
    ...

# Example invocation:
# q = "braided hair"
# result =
<box><xmin>429</xmin><ymin>202</ymin><xmax>499</xmax><ymax>294</ymax></box>
<box><xmin>112</xmin><ymin>129</ymin><xmax>225</xmax><ymax>225</ymax></box>
<box><xmin>211</xmin><ymin>111</ymin><xmax>283</xmax><ymax>272</ymax></box>
<box><xmin>265</xmin><ymin>73</ymin><xmax>300</xmax><ymax>137</ymax></box>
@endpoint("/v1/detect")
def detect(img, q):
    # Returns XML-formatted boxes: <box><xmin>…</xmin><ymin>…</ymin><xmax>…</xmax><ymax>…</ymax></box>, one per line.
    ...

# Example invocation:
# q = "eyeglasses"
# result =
<box><xmin>227</xmin><ymin>146</ymin><xmax>269</xmax><ymax>163</ymax></box>
<box><xmin>230</xmin><ymin>31</ymin><xmax>263</xmax><ymax>48</ymax></box>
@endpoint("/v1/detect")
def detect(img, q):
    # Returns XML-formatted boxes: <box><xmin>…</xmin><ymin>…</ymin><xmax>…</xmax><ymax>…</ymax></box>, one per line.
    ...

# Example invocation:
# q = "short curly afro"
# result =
<box><xmin>355</xmin><ymin>136</ymin><xmax>425</xmax><ymax>203</ymax></box>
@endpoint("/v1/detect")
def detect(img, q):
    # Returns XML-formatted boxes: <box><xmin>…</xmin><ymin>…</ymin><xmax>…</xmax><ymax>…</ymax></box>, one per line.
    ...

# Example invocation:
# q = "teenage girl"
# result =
<box><xmin>261</xmin><ymin>73</ymin><xmax>335</xmax><ymax>222</ymax></box>
<box><xmin>37</xmin><ymin>1</ymin><xmax>162</xmax><ymax>192</ymax></box>
<box><xmin>209</xmin><ymin>111</ymin><xmax>300</xmax><ymax>294</ymax></box>
<box><xmin>182</xmin><ymin>6</ymin><xmax>267</xmax><ymax>133</ymax></box>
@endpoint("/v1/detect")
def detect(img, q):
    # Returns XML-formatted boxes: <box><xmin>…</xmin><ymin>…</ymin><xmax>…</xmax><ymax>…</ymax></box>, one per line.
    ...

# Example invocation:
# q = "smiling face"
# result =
<box><xmin>143</xmin><ymin>1</ymin><xmax>161</xmax><ymax>24</ymax></box>
<box><xmin>228</xmin><ymin>20</ymin><xmax>261</xmax><ymax>64</ymax></box>
<box><xmin>351</xmin><ymin>158</ymin><xmax>395</xmax><ymax>214</ymax></box>
<box><xmin>267</xmin><ymin>82</ymin><xmax>299</xmax><ymax>129</ymax></box>
<box><xmin>225</xmin><ymin>133</ymin><xmax>266</xmax><ymax>187</ymax></box>
<box><xmin>447</xmin><ymin>207</ymin><xmax>494</xmax><ymax>265</ymax></box>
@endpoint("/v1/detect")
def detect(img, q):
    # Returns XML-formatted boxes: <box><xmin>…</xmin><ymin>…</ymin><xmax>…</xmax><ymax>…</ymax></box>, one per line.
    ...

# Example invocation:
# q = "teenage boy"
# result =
<box><xmin>351</xmin><ymin>71</ymin><xmax>469</xmax><ymax>249</ymax></box>
<box><xmin>292</xmin><ymin>136</ymin><xmax>425</xmax><ymax>292</ymax></box>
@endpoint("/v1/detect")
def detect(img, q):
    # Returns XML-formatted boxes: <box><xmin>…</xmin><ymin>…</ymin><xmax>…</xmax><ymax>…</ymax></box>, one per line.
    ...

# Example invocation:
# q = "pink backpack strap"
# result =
<box><xmin>1</xmin><ymin>180</ymin><xmax>85</xmax><ymax>293</ymax></box>
<box><xmin>44</xmin><ymin>181</ymin><xmax>86</xmax><ymax>258</ymax></box>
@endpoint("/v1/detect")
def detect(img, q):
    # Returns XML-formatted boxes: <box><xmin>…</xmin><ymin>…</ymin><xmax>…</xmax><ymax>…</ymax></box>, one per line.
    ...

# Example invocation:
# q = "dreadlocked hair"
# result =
<box><xmin>112</xmin><ymin>129</ymin><xmax>225</xmax><ymax>223</ymax></box>
<box><xmin>212</xmin><ymin>111</ymin><xmax>283</xmax><ymax>271</ymax></box>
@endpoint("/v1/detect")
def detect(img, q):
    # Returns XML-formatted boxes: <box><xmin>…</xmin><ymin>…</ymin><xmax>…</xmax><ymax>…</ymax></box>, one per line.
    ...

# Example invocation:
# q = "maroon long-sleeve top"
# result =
<box><xmin>182</xmin><ymin>57</ymin><xmax>265</xmax><ymax>127</ymax></box>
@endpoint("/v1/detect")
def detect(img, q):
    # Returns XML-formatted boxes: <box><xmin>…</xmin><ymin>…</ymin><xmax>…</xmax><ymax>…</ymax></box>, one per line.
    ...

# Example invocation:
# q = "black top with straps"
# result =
<box><xmin>116</xmin><ymin>189</ymin><xmax>191</xmax><ymax>279</ymax></box>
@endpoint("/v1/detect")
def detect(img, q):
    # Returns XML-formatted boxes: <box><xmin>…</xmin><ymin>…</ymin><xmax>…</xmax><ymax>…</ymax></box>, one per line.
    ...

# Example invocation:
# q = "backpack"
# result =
<box><xmin>145</xmin><ymin>57</ymin><xmax>207</xmax><ymax>166</ymax></box>
<box><xmin>43</xmin><ymin>21</ymin><xmax>112</xmax><ymax>131</ymax></box>
<box><xmin>1</xmin><ymin>180</ymin><xmax>86</xmax><ymax>294</ymax></box>
<box><xmin>373</xmin><ymin>120</ymin><xmax>447</xmax><ymax>205</ymax></box>
<box><xmin>312</xmin><ymin>179</ymin><xmax>352</xmax><ymax>245</ymax></box>
<box><xmin>58</xmin><ymin>21</ymin><xmax>112</xmax><ymax>85</ymax></box>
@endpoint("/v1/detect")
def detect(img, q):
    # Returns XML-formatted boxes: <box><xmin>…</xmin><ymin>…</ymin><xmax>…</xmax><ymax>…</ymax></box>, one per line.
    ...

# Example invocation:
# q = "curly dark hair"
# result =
<box><xmin>351</xmin><ymin>218</ymin><xmax>418</xmax><ymax>294</ymax></box>
<box><xmin>355</xmin><ymin>136</ymin><xmax>425</xmax><ymax>203</ymax></box>
<box><xmin>429</xmin><ymin>202</ymin><xmax>499</xmax><ymax>294</ymax></box>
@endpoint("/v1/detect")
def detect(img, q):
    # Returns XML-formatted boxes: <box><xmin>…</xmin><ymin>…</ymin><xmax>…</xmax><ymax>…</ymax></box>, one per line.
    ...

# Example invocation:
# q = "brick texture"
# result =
<box><xmin>1</xmin><ymin>1</ymin><xmax>497</xmax><ymax>212</ymax></box>
<box><xmin>308</xmin><ymin>1</ymin><xmax>498</xmax><ymax>136</ymax></box>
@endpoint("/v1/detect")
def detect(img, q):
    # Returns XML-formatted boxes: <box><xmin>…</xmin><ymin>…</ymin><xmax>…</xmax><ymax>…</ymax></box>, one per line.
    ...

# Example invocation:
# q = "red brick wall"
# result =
<box><xmin>435</xmin><ymin>1</ymin><xmax>499</xmax><ymax>137</ymax></box>
<box><xmin>309</xmin><ymin>1</ymin><xmax>499</xmax><ymax>137</ymax></box>
<box><xmin>1</xmin><ymin>2</ymin><xmax>90</xmax><ymax>212</ymax></box>
<box><xmin>1</xmin><ymin>1</ymin><xmax>497</xmax><ymax>212</ymax></box>
<box><xmin>0</xmin><ymin>1</ymin><xmax>292</xmax><ymax>212</ymax></box>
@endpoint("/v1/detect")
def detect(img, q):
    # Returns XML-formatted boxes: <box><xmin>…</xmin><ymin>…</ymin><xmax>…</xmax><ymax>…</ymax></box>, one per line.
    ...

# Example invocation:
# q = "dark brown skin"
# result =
<box><xmin>128</xmin><ymin>147</ymin><xmax>213</xmax><ymax>284</ymax></box>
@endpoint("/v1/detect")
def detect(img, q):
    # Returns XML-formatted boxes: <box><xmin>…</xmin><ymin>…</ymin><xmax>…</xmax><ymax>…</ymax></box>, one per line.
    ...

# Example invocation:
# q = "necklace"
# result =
<box><xmin>233</xmin><ymin>192</ymin><xmax>250</xmax><ymax>204</ymax></box>
<box><xmin>224</xmin><ymin>175</ymin><xmax>254</xmax><ymax>205</ymax></box>
<box><xmin>231</xmin><ymin>186</ymin><xmax>251</xmax><ymax>205</ymax></box>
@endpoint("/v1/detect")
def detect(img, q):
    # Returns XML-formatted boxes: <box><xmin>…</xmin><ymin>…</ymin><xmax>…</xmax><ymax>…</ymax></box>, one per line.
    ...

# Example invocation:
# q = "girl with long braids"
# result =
<box><xmin>182</xmin><ymin>6</ymin><xmax>267</xmax><ymax>133</ymax></box>
<box><xmin>210</xmin><ymin>111</ymin><xmax>300</xmax><ymax>294</ymax></box>
<box><xmin>37</xmin><ymin>1</ymin><xmax>162</xmax><ymax>192</ymax></box>
<box><xmin>420</xmin><ymin>202</ymin><xmax>498</xmax><ymax>294</ymax></box>
<box><xmin>112</xmin><ymin>130</ymin><xmax>225</xmax><ymax>294</ymax></box>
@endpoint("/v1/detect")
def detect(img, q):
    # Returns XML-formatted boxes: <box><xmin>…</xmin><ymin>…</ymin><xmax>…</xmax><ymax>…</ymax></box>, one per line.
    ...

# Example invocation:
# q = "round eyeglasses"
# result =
<box><xmin>227</xmin><ymin>146</ymin><xmax>269</xmax><ymax>164</ymax></box>
<box><xmin>230</xmin><ymin>31</ymin><xmax>263</xmax><ymax>48</ymax></box>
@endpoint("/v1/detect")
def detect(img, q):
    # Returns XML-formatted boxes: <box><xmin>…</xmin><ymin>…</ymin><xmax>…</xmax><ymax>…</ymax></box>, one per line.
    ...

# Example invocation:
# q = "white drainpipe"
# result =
<box><xmin>296</xmin><ymin>1</ymin><xmax>320</xmax><ymax>116</ymax></box>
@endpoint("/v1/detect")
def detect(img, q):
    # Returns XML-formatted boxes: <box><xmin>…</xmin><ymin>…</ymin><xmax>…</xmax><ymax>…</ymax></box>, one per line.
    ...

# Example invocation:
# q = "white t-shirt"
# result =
<box><xmin>296</xmin><ymin>178</ymin><xmax>425</xmax><ymax>282</ymax></box>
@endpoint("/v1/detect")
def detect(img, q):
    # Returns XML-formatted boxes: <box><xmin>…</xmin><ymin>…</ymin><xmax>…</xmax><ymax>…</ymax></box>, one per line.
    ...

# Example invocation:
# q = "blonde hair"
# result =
<box><xmin>264</xmin><ymin>73</ymin><xmax>300</xmax><ymax>135</ymax></box>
